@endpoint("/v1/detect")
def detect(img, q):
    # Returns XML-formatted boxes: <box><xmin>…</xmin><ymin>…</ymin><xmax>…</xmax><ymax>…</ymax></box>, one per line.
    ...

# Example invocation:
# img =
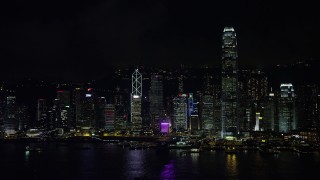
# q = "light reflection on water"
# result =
<box><xmin>2</xmin><ymin>143</ymin><xmax>320</xmax><ymax>179</ymax></box>
<box><xmin>160</xmin><ymin>160</ymin><xmax>176</xmax><ymax>180</ymax></box>
<box><xmin>24</xmin><ymin>151</ymin><xmax>30</xmax><ymax>161</ymax></box>
<box><xmin>190</xmin><ymin>152</ymin><xmax>199</xmax><ymax>160</ymax></box>
<box><xmin>124</xmin><ymin>149</ymin><xmax>148</xmax><ymax>179</ymax></box>
<box><xmin>226</xmin><ymin>154</ymin><xmax>238</xmax><ymax>178</ymax></box>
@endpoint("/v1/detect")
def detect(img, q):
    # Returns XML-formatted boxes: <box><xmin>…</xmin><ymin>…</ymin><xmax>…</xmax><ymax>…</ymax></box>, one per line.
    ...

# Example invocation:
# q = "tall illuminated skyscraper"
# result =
<box><xmin>279</xmin><ymin>83</ymin><xmax>296</xmax><ymax>132</ymax></box>
<box><xmin>114</xmin><ymin>87</ymin><xmax>127</xmax><ymax>130</ymax></box>
<box><xmin>57</xmin><ymin>90</ymin><xmax>71</xmax><ymax>129</ymax></box>
<box><xmin>221</xmin><ymin>27</ymin><xmax>238</xmax><ymax>138</ymax></box>
<box><xmin>37</xmin><ymin>99</ymin><xmax>47</xmax><ymax>129</ymax></box>
<box><xmin>202</xmin><ymin>94</ymin><xmax>214</xmax><ymax>130</ymax></box>
<box><xmin>149</xmin><ymin>74</ymin><xmax>164</xmax><ymax>131</ymax></box>
<box><xmin>173</xmin><ymin>93</ymin><xmax>188</xmax><ymax>131</ymax></box>
<box><xmin>73</xmin><ymin>86</ymin><xmax>84</xmax><ymax>129</ymax></box>
<box><xmin>80</xmin><ymin>88</ymin><xmax>95</xmax><ymax>128</ymax></box>
<box><xmin>131</xmin><ymin>68</ymin><xmax>142</xmax><ymax>130</ymax></box>
<box><xmin>4</xmin><ymin>96</ymin><xmax>17</xmax><ymax>135</ymax></box>
<box><xmin>94</xmin><ymin>97</ymin><xmax>106</xmax><ymax>130</ymax></box>
<box><xmin>105</xmin><ymin>104</ymin><xmax>115</xmax><ymax>130</ymax></box>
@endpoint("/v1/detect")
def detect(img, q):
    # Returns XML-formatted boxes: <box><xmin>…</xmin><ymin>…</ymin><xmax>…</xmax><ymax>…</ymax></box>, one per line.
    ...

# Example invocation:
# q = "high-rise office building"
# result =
<box><xmin>246</xmin><ymin>70</ymin><xmax>268</xmax><ymax>101</ymax></box>
<box><xmin>213</xmin><ymin>99</ymin><xmax>222</xmax><ymax>134</ymax></box>
<box><xmin>105</xmin><ymin>104</ymin><xmax>115</xmax><ymax>130</ymax></box>
<box><xmin>94</xmin><ymin>97</ymin><xmax>106</xmax><ymax>130</ymax></box>
<box><xmin>131</xmin><ymin>68</ymin><xmax>143</xmax><ymax>130</ymax></box>
<box><xmin>52</xmin><ymin>99</ymin><xmax>61</xmax><ymax>129</ymax></box>
<box><xmin>264</xmin><ymin>92</ymin><xmax>278</xmax><ymax>131</ymax></box>
<box><xmin>178</xmin><ymin>75</ymin><xmax>184</xmax><ymax>93</ymax></box>
<box><xmin>203</xmin><ymin>74</ymin><xmax>214</xmax><ymax>94</ymax></box>
<box><xmin>279</xmin><ymin>83</ymin><xmax>297</xmax><ymax>132</ymax></box>
<box><xmin>73</xmin><ymin>87</ymin><xmax>84</xmax><ymax>129</ymax></box>
<box><xmin>16</xmin><ymin>105</ymin><xmax>28</xmax><ymax>131</ymax></box>
<box><xmin>296</xmin><ymin>84</ymin><xmax>319</xmax><ymax>130</ymax></box>
<box><xmin>37</xmin><ymin>99</ymin><xmax>47</xmax><ymax>130</ymax></box>
<box><xmin>114</xmin><ymin>87</ymin><xmax>127</xmax><ymax>130</ymax></box>
<box><xmin>4</xmin><ymin>96</ymin><xmax>17</xmax><ymax>135</ymax></box>
<box><xmin>79</xmin><ymin>88</ymin><xmax>95</xmax><ymax>128</ymax></box>
<box><xmin>57</xmin><ymin>90</ymin><xmax>71</xmax><ymax>107</ymax></box>
<box><xmin>221</xmin><ymin>27</ymin><xmax>238</xmax><ymax>138</ymax></box>
<box><xmin>173</xmin><ymin>93</ymin><xmax>188</xmax><ymax>131</ymax></box>
<box><xmin>149</xmin><ymin>74</ymin><xmax>164</xmax><ymax>131</ymax></box>
<box><xmin>190</xmin><ymin>100</ymin><xmax>200</xmax><ymax>131</ymax></box>
<box><xmin>0</xmin><ymin>90</ymin><xmax>6</xmax><ymax>132</ymax></box>
<box><xmin>237</xmin><ymin>69</ymin><xmax>269</xmax><ymax>131</ymax></box>
<box><xmin>201</xmin><ymin>94</ymin><xmax>214</xmax><ymax>130</ymax></box>
<box><xmin>57</xmin><ymin>90</ymin><xmax>71</xmax><ymax>129</ymax></box>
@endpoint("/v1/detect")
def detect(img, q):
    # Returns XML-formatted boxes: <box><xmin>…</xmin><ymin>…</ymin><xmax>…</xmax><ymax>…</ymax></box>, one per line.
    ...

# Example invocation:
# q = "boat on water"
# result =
<box><xmin>117</xmin><ymin>141</ymin><xmax>130</xmax><ymax>148</ymax></box>
<box><xmin>258</xmin><ymin>146</ymin><xmax>280</xmax><ymax>154</ymax></box>
<box><xmin>169</xmin><ymin>141</ymin><xmax>192</xmax><ymax>149</ymax></box>
<box><xmin>190</xmin><ymin>148</ymin><xmax>201</xmax><ymax>153</ymax></box>
<box><xmin>25</xmin><ymin>145</ymin><xmax>42</xmax><ymax>152</ymax></box>
<box><xmin>128</xmin><ymin>142</ymin><xmax>158</xmax><ymax>150</ymax></box>
<box><xmin>180</xmin><ymin>148</ymin><xmax>201</xmax><ymax>156</ymax></box>
<box><xmin>293</xmin><ymin>144</ymin><xmax>315</xmax><ymax>154</ymax></box>
<box><xmin>169</xmin><ymin>136</ymin><xmax>193</xmax><ymax>149</ymax></box>
<box><xmin>129</xmin><ymin>144</ymin><xmax>144</xmax><ymax>150</ymax></box>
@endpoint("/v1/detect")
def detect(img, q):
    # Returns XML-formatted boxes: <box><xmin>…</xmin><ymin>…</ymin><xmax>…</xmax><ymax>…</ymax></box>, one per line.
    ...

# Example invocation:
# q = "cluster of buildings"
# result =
<box><xmin>1</xmin><ymin>27</ymin><xmax>320</xmax><ymax>140</ymax></box>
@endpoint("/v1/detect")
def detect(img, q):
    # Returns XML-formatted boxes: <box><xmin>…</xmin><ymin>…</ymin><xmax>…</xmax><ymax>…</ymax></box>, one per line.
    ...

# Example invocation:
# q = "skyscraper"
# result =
<box><xmin>237</xmin><ymin>69</ymin><xmax>268</xmax><ymax>131</ymax></box>
<box><xmin>57</xmin><ymin>90</ymin><xmax>71</xmax><ymax>107</ymax></box>
<box><xmin>221</xmin><ymin>27</ymin><xmax>239</xmax><ymax>138</ymax></box>
<box><xmin>73</xmin><ymin>87</ymin><xmax>84</xmax><ymax>129</ymax></box>
<box><xmin>37</xmin><ymin>99</ymin><xmax>47</xmax><ymax>130</ymax></box>
<box><xmin>263</xmin><ymin>91</ymin><xmax>278</xmax><ymax>131</ymax></box>
<box><xmin>16</xmin><ymin>105</ymin><xmax>28</xmax><ymax>131</ymax></box>
<box><xmin>201</xmin><ymin>94</ymin><xmax>214</xmax><ymax>130</ymax></box>
<box><xmin>4</xmin><ymin>96</ymin><xmax>17</xmax><ymax>135</ymax></box>
<box><xmin>173</xmin><ymin>93</ymin><xmax>188</xmax><ymax>131</ymax></box>
<box><xmin>149</xmin><ymin>74</ymin><xmax>164</xmax><ymax>132</ymax></box>
<box><xmin>190</xmin><ymin>100</ymin><xmax>200</xmax><ymax>131</ymax></box>
<box><xmin>279</xmin><ymin>83</ymin><xmax>297</xmax><ymax>132</ymax></box>
<box><xmin>105</xmin><ymin>104</ymin><xmax>115</xmax><ymax>130</ymax></box>
<box><xmin>178</xmin><ymin>75</ymin><xmax>184</xmax><ymax>93</ymax></box>
<box><xmin>131</xmin><ymin>68</ymin><xmax>142</xmax><ymax>130</ymax></box>
<box><xmin>79</xmin><ymin>88</ymin><xmax>95</xmax><ymax>129</ymax></box>
<box><xmin>296</xmin><ymin>84</ymin><xmax>319</xmax><ymax>130</ymax></box>
<box><xmin>57</xmin><ymin>90</ymin><xmax>71</xmax><ymax>129</ymax></box>
<box><xmin>114</xmin><ymin>87</ymin><xmax>127</xmax><ymax>130</ymax></box>
<box><xmin>94</xmin><ymin>97</ymin><xmax>106</xmax><ymax>130</ymax></box>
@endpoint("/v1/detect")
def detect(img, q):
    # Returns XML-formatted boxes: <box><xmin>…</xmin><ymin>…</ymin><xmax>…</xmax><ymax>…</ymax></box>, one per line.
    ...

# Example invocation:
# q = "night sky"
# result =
<box><xmin>0</xmin><ymin>0</ymin><xmax>319</xmax><ymax>81</ymax></box>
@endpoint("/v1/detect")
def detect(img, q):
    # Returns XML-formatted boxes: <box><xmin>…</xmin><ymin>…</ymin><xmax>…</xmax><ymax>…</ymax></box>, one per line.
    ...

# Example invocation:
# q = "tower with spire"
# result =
<box><xmin>221</xmin><ymin>27</ymin><xmax>239</xmax><ymax>138</ymax></box>
<box><xmin>131</xmin><ymin>68</ymin><xmax>143</xmax><ymax>130</ymax></box>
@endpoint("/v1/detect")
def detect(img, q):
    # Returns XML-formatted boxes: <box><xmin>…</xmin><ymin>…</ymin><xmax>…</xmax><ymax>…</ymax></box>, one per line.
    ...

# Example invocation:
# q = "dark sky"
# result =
<box><xmin>0</xmin><ymin>0</ymin><xmax>319</xmax><ymax>81</ymax></box>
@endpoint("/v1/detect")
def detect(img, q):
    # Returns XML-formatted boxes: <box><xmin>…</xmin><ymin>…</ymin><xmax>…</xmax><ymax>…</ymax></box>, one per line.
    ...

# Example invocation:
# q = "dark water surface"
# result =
<box><xmin>1</xmin><ymin>143</ymin><xmax>320</xmax><ymax>179</ymax></box>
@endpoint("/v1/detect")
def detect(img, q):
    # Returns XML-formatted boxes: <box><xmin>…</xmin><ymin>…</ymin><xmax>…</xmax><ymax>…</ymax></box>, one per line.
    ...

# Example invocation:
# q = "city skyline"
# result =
<box><xmin>2</xmin><ymin>2</ymin><xmax>320</xmax><ymax>179</ymax></box>
<box><xmin>1</xmin><ymin>1</ymin><xmax>319</xmax><ymax>81</ymax></box>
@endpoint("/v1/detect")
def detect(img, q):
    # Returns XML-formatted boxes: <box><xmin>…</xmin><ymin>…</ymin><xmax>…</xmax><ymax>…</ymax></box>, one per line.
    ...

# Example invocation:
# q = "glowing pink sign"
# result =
<box><xmin>161</xmin><ymin>122</ymin><xmax>170</xmax><ymax>133</ymax></box>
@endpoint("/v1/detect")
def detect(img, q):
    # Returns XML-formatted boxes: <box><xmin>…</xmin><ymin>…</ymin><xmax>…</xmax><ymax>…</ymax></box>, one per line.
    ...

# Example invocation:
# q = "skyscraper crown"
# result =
<box><xmin>223</xmin><ymin>27</ymin><xmax>235</xmax><ymax>32</ymax></box>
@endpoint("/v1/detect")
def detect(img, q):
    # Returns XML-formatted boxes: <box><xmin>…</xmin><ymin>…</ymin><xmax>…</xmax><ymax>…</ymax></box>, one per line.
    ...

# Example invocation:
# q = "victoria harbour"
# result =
<box><xmin>1</xmin><ymin>141</ymin><xmax>320</xmax><ymax>180</ymax></box>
